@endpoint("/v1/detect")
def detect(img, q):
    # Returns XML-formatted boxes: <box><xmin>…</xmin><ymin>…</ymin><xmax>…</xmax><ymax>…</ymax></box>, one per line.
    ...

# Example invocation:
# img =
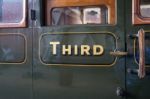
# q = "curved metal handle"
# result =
<box><xmin>138</xmin><ymin>29</ymin><xmax>145</xmax><ymax>79</ymax></box>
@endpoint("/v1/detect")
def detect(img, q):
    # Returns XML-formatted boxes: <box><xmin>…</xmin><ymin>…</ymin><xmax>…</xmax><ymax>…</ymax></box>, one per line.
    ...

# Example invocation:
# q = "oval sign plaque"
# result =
<box><xmin>39</xmin><ymin>32</ymin><xmax>117</xmax><ymax>66</ymax></box>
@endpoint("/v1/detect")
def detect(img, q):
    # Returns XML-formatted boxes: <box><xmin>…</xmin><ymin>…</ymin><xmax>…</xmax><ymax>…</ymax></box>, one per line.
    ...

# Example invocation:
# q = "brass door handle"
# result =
<box><xmin>110</xmin><ymin>51</ymin><xmax>128</xmax><ymax>56</ymax></box>
<box><xmin>137</xmin><ymin>29</ymin><xmax>145</xmax><ymax>79</ymax></box>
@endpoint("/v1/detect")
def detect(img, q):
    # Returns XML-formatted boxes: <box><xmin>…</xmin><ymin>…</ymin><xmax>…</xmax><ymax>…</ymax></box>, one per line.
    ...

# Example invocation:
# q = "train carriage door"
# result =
<box><xmin>126</xmin><ymin>0</ymin><xmax>150</xmax><ymax>99</ymax></box>
<box><xmin>0</xmin><ymin>0</ymin><xmax>33</xmax><ymax>99</ymax></box>
<box><xmin>33</xmin><ymin>0</ymin><xmax>126</xmax><ymax>99</ymax></box>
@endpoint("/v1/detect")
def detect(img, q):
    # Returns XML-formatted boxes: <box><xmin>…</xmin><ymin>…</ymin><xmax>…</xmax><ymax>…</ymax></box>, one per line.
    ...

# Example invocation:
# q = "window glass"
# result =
<box><xmin>51</xmin><ymin>6</ymin><xmax>107</xmax><ymax>26</ymax></box>
<box><xmin>0</xmin><ymin>0</ymin><xmax>25</xmax><ymax>23</ymax></box>
<box><xmin>140</xmin><ymin>0</ymin><xmax>150</xmax><ymax>17</ymax></box>
<box><xmin>83</xmin><ymin>8</ymin><xmax>101</xmax><ymax>24</ymax></box>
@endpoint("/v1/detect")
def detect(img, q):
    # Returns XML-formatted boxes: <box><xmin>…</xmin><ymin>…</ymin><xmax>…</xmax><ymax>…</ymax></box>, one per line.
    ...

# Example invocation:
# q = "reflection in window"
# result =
<box><xmin>0</xmin><ymin>0</ymin><xmax>24</xmax><ymax>23</ymax></box>
<box><xmin>51</xmin><ymin>6</ymin><xmax>108</xmax><ymax>25</ymax></box>
<box><xmin>140</xmin><ymin>0</ymin><xmax>150</xmax><ymax>17</ymax></box>
<box><xmin>83</xmin><ymin>8</ymin><xmax>101</xmax><ymax>24</ymax></box>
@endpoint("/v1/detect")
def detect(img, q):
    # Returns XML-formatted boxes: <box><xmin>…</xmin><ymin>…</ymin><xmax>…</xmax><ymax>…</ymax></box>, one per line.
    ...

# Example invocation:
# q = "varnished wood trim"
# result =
<box><xmin>138</xmin><ymin>29</ymin><xmax>145</xmax><ymax>78</ymax></box>
<box><xmin>45</xmin><ymin>0</ymin><xmax>116</xmax><ymax>25</ymax></box>
<box><xmin>132</xmin><ymin>0</ymin><xmax>150</xmax><ymax>25</ymax></box>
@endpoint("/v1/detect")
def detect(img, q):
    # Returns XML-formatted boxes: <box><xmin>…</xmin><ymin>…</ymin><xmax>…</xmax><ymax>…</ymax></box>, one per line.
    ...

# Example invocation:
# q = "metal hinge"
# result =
<box><xmin>31</xmin><ymin>9</ymin><xmax>36</xmax><ymax>21</ymax></box>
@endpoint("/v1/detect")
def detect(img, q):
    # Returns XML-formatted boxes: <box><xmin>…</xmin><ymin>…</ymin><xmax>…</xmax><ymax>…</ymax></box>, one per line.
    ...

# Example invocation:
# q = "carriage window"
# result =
<box><xmin>0</xmin><ymin>0</ymin><xmax>26</xmax><ymax>27</ymax></box>
<box><xmin>132</xmin><ymin>0</ymin><xmax>150</xmax><ymax>24</ymax></box>
<box><xmin>51</xmin><ymin>6</ymin><xmax>107</xmax><ymax>25</ymax></box>
<box><xmin>45</xmin><ymin>0</ymin><xmax>116</xmax><ymax>26</ymax></box>
<box><xmin>140</xmin><ymin>0</ymin><xmax>150</xmax><ymax>17</ymax></box>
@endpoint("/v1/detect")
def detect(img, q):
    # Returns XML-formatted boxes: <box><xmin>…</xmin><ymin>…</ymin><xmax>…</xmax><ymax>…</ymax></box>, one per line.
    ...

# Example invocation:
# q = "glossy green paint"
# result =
<box><xmin>0</xmin><ymin>29</ymin><xmax>32</xmax><ymax>99</ymax></box>
<box><xmin>3</xmin><ymin>0</ymin><xmax>150</xmax><ymax>99</ymax></box>
<box><xmin>33</xmin><ymin>0</ymin><xmax>125</xmax><ymax>99</ymax></box>
<box><xmin>0</xmin><ymin>1</ymin><xmax>33</xmax><ymax>99</ymax></box>
<box><xmin>126</xmin><ymin>0</ymin><xmax>150</xmax><ymax>99</ymax></box>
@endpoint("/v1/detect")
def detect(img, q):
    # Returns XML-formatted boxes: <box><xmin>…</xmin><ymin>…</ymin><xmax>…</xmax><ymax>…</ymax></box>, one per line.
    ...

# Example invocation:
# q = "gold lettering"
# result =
<box><xmin>81</xmin><ymin>45</ymin><xmax>90</xmax><ymax>55</ymax></box>
<box><xmin>49</xmin><ymin>42</ymin><xmax>60</xmax><ymax>55</ymax></box>
<box><xmin>49</xmin><ymin>42</ymin><xmax>104</xmax><ymax>56</ymax></box>
<box><xmin>93</xmin><ymin>45</ymin><xmax>104</xmax><ymax>55</ymax></box>
<box><xmin>74</xmin><ymin>45</ymin><xmax>78</xmax><ymax>55</ymax></box>
<box><xmin>62</xmin><ymin>45</ymin><xmax>71</xmax><ymax>55</ymax></box>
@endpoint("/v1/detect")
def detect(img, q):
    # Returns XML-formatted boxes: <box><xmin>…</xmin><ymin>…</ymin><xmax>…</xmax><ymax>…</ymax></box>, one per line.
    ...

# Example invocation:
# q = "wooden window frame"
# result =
<box><xmin>45</xmin><ymin>0</ymin><xmax>116</xmax><ymax>25</ymax></box>
<box><xmin>0</xmin><ymin>0</ymin><xmax>27</xmax><ymax>28</ymax></box>
<box><xmin>132</xmin><ymin>0</ymin><xmax>150</xmax><ymax>25</ymax></box>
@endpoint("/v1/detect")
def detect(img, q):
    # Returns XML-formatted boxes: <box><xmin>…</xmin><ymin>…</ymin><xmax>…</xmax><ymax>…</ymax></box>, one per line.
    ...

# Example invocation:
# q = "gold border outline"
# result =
<box><xmin>39</xmin><ymin>32</ymin><xmax>118</xmax><ymax>67</ymax></box>
<box><xmin>0</xmin><ymin>33</ymin><xmax>27</xmax><ymax>64</ymax></box>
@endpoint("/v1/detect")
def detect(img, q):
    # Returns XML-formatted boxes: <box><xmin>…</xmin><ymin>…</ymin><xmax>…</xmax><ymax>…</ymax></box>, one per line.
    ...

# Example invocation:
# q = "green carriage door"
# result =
<box><xmin>126</xmin><ymin>0</ymin><xmax>150</xmax><ymax>99</ymax></box>
<box><xmin>0</xmin><ymin>0</ymin><xmax>32</xmax><ymax>99</ymax></box>
<box><xmin>33</xmin><ymin>0</ymin><xmax>126</xmax><ymax>99</ymax></box>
